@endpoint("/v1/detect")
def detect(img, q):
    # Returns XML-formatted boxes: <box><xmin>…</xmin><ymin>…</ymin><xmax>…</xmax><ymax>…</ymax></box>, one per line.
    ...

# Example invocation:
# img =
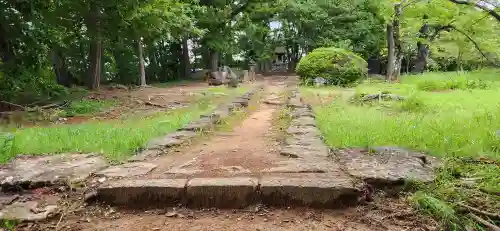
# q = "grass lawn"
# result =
<box><xmin>302</xmin><ymin>69</ymin><xmax>500</xmax><ymax>230</ymax></box>
<box><xmin>0</xmin><ymin>86</ymin><xmax>248</xmax><ymax>163</ymax></box>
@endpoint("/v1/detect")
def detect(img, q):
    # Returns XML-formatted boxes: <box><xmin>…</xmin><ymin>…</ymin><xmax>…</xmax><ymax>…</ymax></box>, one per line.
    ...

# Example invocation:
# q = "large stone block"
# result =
<box><xmin>98</xmin><ymin>179</ymin><xmax>187</xmax><ymax>207</ymax></box>
<box><xmin>186</xmin><ymin>177</ymin><xmax>258</xmax><ymax>208</ymax></box>
<box><xmin>260</xmin><ymin>177</ymin><xmax>360</xmax><ymax>208</ymax></box>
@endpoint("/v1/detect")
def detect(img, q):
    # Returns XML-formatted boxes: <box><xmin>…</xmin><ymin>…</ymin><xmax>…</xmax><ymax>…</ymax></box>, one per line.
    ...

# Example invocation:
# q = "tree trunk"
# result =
<box><xmin>210</xmin><ymin>49</ymin><xmax>219</xmax><ymax>72</ymax></box>
<box><xmin>0</xmin><ymin>23</ymin><xmax>14</xmax><ymax>64</ymax></box>
<box><xmin>51</xmin><ymin>47</ymin><xmax>71</xmax><ymax>87</ymax></box>
<box><xmin>182</xmin><ymin>37</ymin><xmax>190</xmax><ymax>78</ymax></box>
<box><xmin>386</xmin><ymin>24</ymin><xmax>395</xmax><ymax>81</ymax></box>
<box><xmin>386</xmin><ymin>4</ymin><xmax>403</xmax><ymax>81</ymax></box>
<box><xmin>457</xmin><ymin>46</ymin><xmax>463</xmax><ymax>72</ymax></box>
<box><xmin>138</xmin><ymin>39</ymin><xmax>146</xmax><ymax>86</ymax></box>
<box><xmin>86</xmin><ymin>4</ymin><xmax>101</xmax><ymax>90</ymax></box>
<box><xmin>87</xmin><ymin>40</ymin><xmax>102</xmax><ymax>89</ymax></box>
<box><xmin>412</xmin><ymin>43</ymin><xmax>429</xmax><ymax>73</ymax></box>
<box><xmin>392</xmin><ymin>3</ymin><xmax>403</xmax><ymax>80</ymax></box>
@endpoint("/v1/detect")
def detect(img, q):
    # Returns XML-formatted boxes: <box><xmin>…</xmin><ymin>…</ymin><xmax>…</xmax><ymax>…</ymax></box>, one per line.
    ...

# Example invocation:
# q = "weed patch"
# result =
<box><xmin>61</xmin><ymin>99</ymin><xmax>116</xmax><ymax>117</ymax></box>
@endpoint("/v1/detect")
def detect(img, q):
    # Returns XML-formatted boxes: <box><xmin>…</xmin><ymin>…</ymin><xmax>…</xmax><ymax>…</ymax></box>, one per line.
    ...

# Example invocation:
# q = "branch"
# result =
<box><xmin>468</xmin><ymin>213</ymin><xmax>500</xmax><ymax>231</ymax></box>
<box><xmin>427</xmin><ymin>24</ymin><xmax>499</xmax><ymax>66</ymax></box>
<box><xmin>448</xmin><ymin>0</ymin><xmax>500</xmax><ymax>22</ymax></box>
<box><xmin>458</xmin><ymin>202</ymin><xmax>500</xmax><ymax>220</ymax></box>
<box><xmin>448</xmin><ymin>25</ymin><xmax>497</xmax><ymax>65</ymax></box>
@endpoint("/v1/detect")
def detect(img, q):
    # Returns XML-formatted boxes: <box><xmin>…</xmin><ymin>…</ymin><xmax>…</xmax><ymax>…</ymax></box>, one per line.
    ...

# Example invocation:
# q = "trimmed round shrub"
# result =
<box><xmin>295</xmin><ymin>47</ymin><xmax>368</xmax><ymax>86</ymax></box>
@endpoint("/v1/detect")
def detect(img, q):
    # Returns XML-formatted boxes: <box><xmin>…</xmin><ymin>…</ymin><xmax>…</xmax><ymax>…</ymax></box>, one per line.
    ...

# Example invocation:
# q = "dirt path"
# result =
<box><xmin>144</xmin><ymin>77</ymin><xmax>292</xmax><ymax>178</ymax></box>
<box><xmin>50</xmin><ymin>197</ymin><xmax>433</xmax><ymax>231</ymax></box>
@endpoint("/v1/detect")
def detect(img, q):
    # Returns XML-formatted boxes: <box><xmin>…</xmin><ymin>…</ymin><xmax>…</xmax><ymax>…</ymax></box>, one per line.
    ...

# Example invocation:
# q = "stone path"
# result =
<box><xmin>94</xmin><ymin>76</ymin><xmax>364</xmax><ymax>209</ymax></box>
<box><xmin>0</xmin><ymin>75</ymin><xmax>443</xmax><ymax>227</ymax></box>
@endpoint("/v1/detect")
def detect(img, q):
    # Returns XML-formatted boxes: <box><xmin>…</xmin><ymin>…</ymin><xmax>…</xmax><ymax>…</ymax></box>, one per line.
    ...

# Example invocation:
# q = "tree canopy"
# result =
<box><xmin>1</xmin><ymin>0</ymin><xmax>500</xmax><ymax>103</ymax></box>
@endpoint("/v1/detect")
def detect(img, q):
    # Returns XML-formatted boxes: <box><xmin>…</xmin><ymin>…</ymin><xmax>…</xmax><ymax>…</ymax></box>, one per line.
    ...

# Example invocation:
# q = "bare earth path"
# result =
<box><xmin>145</xmin><ymin>77</ymin><xmax>291</xmax><ymax>178</ymax></box>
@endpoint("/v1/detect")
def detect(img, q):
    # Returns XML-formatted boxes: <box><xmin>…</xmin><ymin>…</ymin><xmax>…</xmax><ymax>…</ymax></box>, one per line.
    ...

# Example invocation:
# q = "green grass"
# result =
<box><xmin>0</xmin><ymin>86</ymin><xmax>247</xmax><ymax>163</ymax></box>
<box><xmin>61</xmin><ymin>99</ymin><xmax>117</xmax><ymax>117</ymax></box>
<box><xmin>302</xmin><ymin>69</ymin><xmax>500</xmax><ymax>230</ymax></box>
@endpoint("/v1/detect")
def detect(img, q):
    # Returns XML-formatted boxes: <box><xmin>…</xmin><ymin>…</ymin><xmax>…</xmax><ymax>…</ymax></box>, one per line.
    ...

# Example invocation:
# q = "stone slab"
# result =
<box><xmin>288</xmin><ymin>97</ymin><xmax>306</xmax><ymax>108</ymax></box>
<box><xmin>262</xmin><ymin>160</ymin><xmax>334</xmax><ymax>173</ymax></box>
<box><xmin>0</xmin><ymin>201</ymin><xmax>59</xmax><ymax>222</ymax></box>
<box><xmin>98</xmin><ymin>179</ymin><xmax>187</xmax><ymax>207</ymax></box>
<box><xmin>213</xmin><ymin>106</ymin><xmax>231</xmax><ymax>119</ymax></box>
<box><xmin>128</xmin><ymin>149</ymin><xmax>163</xmax><ymax>162</ymax></box>
<box><xmin>334</xmin><ymin>147</ymin><xmax>442</xmax><ymax>186</ymax></box>
<box><xmin>284</xmin><ymin>136</ymin><xmax>325</xmax><ymax>147</ymax></box>
<box><xmin>280</xmin><ymin>145</ymin><xmax>329</xmax><ymax>159</ymax></box>
<box><xmin>0</xmin><ymin>153</ymin><xmax>107</xmax><ymax>188</ymax></box>
<box><xmin>232</xmin><ymin>98</ymin><xmax>250</xmax><ymax>107</ymax></box>
<box><xmin>290</xmin><ymin>116</ymin><xmax>316</xmax><ymax>127</ymax></box>
<box><xmin>181</xmin><ymin>120</ymin><xmax>213</xmax><ymax>132</ymax></box>
<box><xmin>286</xmin><ymin>126</ymin><xmax>320</xmax><ymax>136</ymax></box>
<box><xmin>186</xmin><ymin>177</ymin><xmax>258</xmax><ymax>208</ymax></box>
<box><xmin>167</xmin><ymin>130</ymin><xmax>198</xmax><ymax>140</ymax></box>
<box><xmin>97</xmin><ymin>162</ymin><xmax>157</xmax><ymax>178</ymax></box>
<box><xmin>146</xmin><ymin>136</ymin><xmax>184</xmax><ymax>149</ymax></box>
<box><xmin>260</xmin><ymin>177</ymin><xmax>360</xmax><ymax>207</ymax></box>
<box><xmin>291</xmin><ymin>108</ymin><xmax>315</xmax><ymax>118</ymax></box>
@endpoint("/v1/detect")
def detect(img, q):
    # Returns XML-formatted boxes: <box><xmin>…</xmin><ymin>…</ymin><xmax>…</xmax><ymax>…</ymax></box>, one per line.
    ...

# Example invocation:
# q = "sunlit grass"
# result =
<box><xmin>302</xmin><ymin>69</ymin><xmax>500</xmax><ymax>230</ymax></box>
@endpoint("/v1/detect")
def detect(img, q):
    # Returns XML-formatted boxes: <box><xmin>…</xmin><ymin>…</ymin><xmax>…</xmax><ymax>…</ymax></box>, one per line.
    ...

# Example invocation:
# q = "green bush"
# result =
<box><xmin>0</xmin><ymin>68</ymin><xmax>69</xmax><ymax>104</ymax></box>
<box><xmin>295</xmin><ymin>47</ymin><xmax>368</xmax><ymax>86</ymax></box>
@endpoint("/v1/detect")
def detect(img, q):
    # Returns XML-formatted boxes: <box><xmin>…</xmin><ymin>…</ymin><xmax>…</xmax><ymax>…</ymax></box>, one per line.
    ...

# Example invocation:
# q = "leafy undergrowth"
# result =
<box><xmin>0</xmin><ymin>86</ymin><xmax>248</xmax><ymax>163</ymax></box>
<box><xmin>60</xmin><ymin>99</ymin><xmax>117</xmax><ymax>117</ymax></box>
<box><xmin>302</xmin><ymin>69</ymin><xmax>500</xmax><ymax>230</ymax></box>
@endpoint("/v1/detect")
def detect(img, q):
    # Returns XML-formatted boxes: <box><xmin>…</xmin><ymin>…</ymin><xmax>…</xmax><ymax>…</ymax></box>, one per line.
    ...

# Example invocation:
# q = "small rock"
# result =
<box><xmin>165</xmin><ymin>211</ymin><xmax>179</xmax><ymax>217</ymax></box>
<box><xmin>314</xmin><ymin>77</ymin><xmax>327</xmax><ymax>86</ymax></box>
<box><xmin>98</xmin><ymin>177</ymin><xmax>106</xmax><ymax>183</ymax></box>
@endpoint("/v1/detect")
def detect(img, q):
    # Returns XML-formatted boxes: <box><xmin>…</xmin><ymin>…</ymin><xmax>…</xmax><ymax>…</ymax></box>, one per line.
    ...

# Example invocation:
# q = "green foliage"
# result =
<box><xmin>296</xmin><ymin>47</ymin><xmax>368</xmax><ymax>86</ymax></box>
<box><xmin>411</xmin><ymin>192</ymin><xmax>461</xmax><ymax>228</ymax></box>
<box><xmin>1</xmin><ymin>219</ymin><xmax>18</xmax><ymax>231</ymax></box>
<box><xmin>62</xmin><ymin>99</ymin><xmax>117</xmax><ymax>117</ymax></box>
<box><xmin>0</xmin><ymin>133</ymin><xmax>16</xmax><ymax>163</ymax></box>
<box><xmin>0</xmin><ymin>68</ymin><xmax>69</xmax><ymax>104</ymax></box>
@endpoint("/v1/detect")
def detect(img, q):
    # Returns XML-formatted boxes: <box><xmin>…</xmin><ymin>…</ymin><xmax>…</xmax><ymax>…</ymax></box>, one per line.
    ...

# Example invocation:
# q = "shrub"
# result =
<box><xmin>295</xmin><ymin>47</ymin><xmax>368</xmax><ymax>86</ymax></box>
<box><xmin>0</xmin><ymin>68</ymin><xmax>69</xmax><ymax>104</ymax></box>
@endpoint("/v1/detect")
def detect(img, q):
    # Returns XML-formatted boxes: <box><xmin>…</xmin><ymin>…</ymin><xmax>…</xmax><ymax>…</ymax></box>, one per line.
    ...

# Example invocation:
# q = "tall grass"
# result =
<box><xmin>311</xmin><ymin>89</ymin><xmax>500</xmax><ymax>158</ymax></box>
<box><xmin>0</xmin><ymin>86</ymin><xmax>247</xmax><ymax>163</ymax></box>
<box><xmin>303</xmin><ymin>69</ymin><xmax>500</xmax><ymax>230</ymax></box>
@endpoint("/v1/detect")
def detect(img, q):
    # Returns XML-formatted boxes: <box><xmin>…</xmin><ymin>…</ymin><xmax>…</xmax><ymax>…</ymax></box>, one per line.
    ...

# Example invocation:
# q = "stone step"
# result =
<box><xmin>96</xmin><ymin>177</ymin><xmax>361</xmax><ymax>209</ymax></box>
